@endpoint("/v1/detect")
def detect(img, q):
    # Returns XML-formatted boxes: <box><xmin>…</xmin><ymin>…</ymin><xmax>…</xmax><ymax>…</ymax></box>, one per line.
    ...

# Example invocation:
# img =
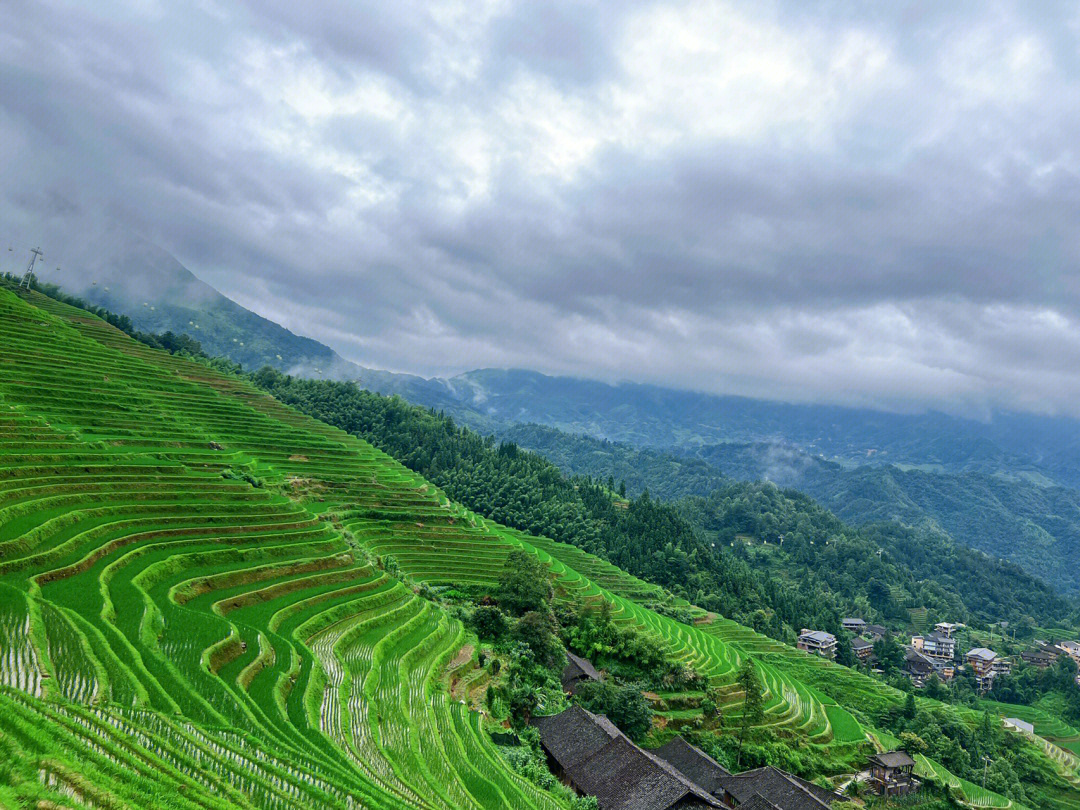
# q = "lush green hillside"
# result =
<box><xmin>500</xmin><ymin>423</ymin><xmax>732</xmax><ymax>502</ymax></box>
<box><xmin>2</xmin><ymin>284</ymin><xmax>1077</xmax><ymax>808</ymax></box>
<box><xmin>789</xmin><ymin>464</ymin><xmax>1080</xmax><ymax>595</ymax></box>
<box><xmin>22</xmin><ymin>227</ymin><xmax>365</xmax><ymax>378</ymax></box>
<box><xmin>248</xmin><ymin>370</ymin><xmax>771</xmax><ymax>624</ymax></box>
<box><xmin>493</xmin><ymin>425</ymin><xmax>1074</xmax><ymax>629</ymax></box>
<box><xmin>654</xmin><ymin>439</ymin><xmax>1080</xmax><ymax>597</ymax></box>
<box><xmin>0</xmin><ymin>286</ymin><xmax>574</xmax><ymax>808</ymax></box>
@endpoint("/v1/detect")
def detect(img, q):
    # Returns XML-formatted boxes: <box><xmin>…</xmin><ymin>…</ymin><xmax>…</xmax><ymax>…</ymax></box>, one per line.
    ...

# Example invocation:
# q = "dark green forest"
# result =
<box><xmin>249</xmin><ymin>369</ymin><xmax>1075</xmax><ymax>639</ymax></box>
<box><xmin>507</xmin><ymin>422</ymin><xmax>1080</xmax><ymax>600</ymax></box>
<box><xmin>789</xmin><ymin>463</ymin><xmax>1080</xmax><ymax>594</ymax></box>
<box><xmin>502</xmin><ymin>424</ymin><xmax>1078</xmax><ymax>630</ymax></box>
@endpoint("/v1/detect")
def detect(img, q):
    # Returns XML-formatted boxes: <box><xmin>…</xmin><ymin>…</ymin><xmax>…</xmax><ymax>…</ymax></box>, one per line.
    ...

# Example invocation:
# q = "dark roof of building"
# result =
<box><xmin>563</xmin><ymin>651</ymin><xmax>602</xmax><ymax>683</ymax></box>
<box><xmin>842</xmin><ymin>618</ymin><xmax>866</xmax><ymax>626</ymax></box>
<box><xmin>870</xmin><ymin>751</ymin><xmax>916</xmax><ymax>769</ymax></box>
<box><xmin>905</xmin><ymin>648</ymin><xmax>934</xmax><ymax>673</ymax></box>
<box><xmin>653</xmin><ymin>736</ymin><xmax>731</xmax><ymax>794</ymax></box>
<box><xmin>720</xmin><ymin>766</ymin><xmax>834</xmax><ymax>810</ymax></box>
<box><xmin>532</xmin><ymin>706</ymin><xmax>721</xmax><ymax>810</ymax></box>
<box><xmin>850</xmin><ymin>637</ymin><xmax>873</xmax><ymax>650</ymax></box>
<box><xmin>569</xmin><ymin>736</ymin><xmax>719</xmax><ymax>810</ymax></box>
<box><xmin>532</xmin><ymin>704</ymin><xmax>621</xmax><ymax>771</ymax></box>
<box><xmin>737</xmin><ymin>797</ymin><xmax>782</xmax><ymax>810</ymax></box>
<box><xmin>866</xmin><ymin>624</ymin><xmax>888</xmax><ymax>636</ymax></box>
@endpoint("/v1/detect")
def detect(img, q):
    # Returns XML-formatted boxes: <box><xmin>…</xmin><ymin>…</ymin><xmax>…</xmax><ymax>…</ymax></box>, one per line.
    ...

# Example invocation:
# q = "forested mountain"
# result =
<box><xmin>782</xmin><ymin>464</ymin><xmax>1080</xmax><ymax>594</ymax></box>
<box><xmin>504</xmin><ymin>426</ymin><xmax>1080</xmax><ymax>628</ymax></box>
<box><xmin>387</xmin><ymin>368</ymin><xmax>1080</xmax><ymax>487</ymax></box>
<box><xmin>507</xmin><ymin>424</ymin><xmax>1080</xmax><ymax>597</ymax></box>
<box><xmin>682</xmin><ymin>442</ymin><xmax>1080</xmax><ymax>596</ymax></box>
<box><xmin>250</xmin><ymin>369</ymin><xmax>1075</xmax><ymax>635</ymax></box>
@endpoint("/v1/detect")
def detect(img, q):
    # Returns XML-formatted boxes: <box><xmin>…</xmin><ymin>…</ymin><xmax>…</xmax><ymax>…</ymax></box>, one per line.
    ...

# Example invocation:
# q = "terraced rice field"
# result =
<box><xmin>980</xmin><ymin>699</ymin><xmax>1080</xmax><ymax>748</ymax></box>
<box><xmin>979</xmin><ymin>700</ymin><xmax>1080</xmax><ymax>789</ymax></box>
<box><xmin>0</xmin><ymin>287</ymin><xmax>563</xmax><ymax>809</ymax></box>
<box><xmin>0</xmin><ymin>284</ymin><xmax>1049</xmax><ymax>808</ymax></box>
<box><xmin>914</xmin><ymin>754</ymin><xmax>1027</xmax><ymax>809</ymax></box>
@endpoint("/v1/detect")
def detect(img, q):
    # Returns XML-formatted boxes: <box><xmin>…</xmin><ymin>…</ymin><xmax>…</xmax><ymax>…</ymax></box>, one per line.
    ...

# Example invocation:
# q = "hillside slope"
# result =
<box><xmin>0</xmin><ymin>287</ymin><xmax>570</xmax><ymax>809</ymax></box>
<box><xmin>1</xmin><ymin>285</ymin><xmax>1075</xmax><ymax>808</ymax></box>
<box><xmin>498</xmin><ymin>424</ymin><xmax>1076</xmax><ymax>619</ymax></box>
<box><xmin>681</xmin><ymin>442</ymin><xmax>1080</xmax><ymax>597</ymax></box>
<box><xmin>21</xmin><ymin>227</ymin><xmax>365</xmax><ymax>379</ymax></box>
<box><xmin>500</xmin><ymin>423</ymin><xmax>1080</xmax><ymax>599</ymax></box>
<box><xmin>790</xmin><ymin>464</ymin><xmax>1080</xmax><ymax>594</ymax></box>
<box><xmin>0</xmin><ymin>286</ymin><xmax>843</xmax><ymax>806</ymax></box>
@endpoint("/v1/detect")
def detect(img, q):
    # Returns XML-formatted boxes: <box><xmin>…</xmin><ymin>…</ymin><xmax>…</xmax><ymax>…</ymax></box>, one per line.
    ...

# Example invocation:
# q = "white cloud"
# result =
<box><xmin>3</xmin><ymin>0</ymin><xmax>1080</xmax><ymax>416</ymax></box>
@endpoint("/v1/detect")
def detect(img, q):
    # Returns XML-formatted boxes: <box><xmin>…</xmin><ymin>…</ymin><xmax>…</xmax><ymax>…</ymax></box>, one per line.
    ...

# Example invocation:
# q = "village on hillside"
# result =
<box><xmin>534</xmin><ymin>651</ymin><xmax>920</xmax><ymax>809</ymax></box>
<box><xmin>797</xmin><ymin>619</ymin><xmax>1080</xmax><ymax>696</ymax></box>
<box><xmin>511</xmin><ymin>606</ymin><xmax>1080</xmax><ymax>809</ymax></box>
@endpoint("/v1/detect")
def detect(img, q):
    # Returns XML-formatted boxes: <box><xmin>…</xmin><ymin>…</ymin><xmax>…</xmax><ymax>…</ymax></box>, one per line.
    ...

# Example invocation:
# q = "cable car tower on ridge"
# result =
<box><xmin>20</xmin><ymin>247</ymin><xmax>43</xmax><ymax>289</ymax></box>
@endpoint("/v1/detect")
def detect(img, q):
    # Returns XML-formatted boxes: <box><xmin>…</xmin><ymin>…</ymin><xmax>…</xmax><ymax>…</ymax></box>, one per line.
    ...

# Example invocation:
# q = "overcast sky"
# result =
<box><xmin>3</xmin><ymin>1</ymin><xmax>1080</xmax><ymax>416</ymax></box>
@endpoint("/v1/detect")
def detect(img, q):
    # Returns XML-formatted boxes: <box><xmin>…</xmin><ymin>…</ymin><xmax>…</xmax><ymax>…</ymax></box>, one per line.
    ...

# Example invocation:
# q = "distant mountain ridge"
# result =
<box><xmin>500</xmin><ymin>425</ymin><xmax>1080</xmax><ymax>595</ymax></box>
<box><xmin>386</xmin><ymin>368</ymin><xmax>1080</xmax><ymax>488</ymax></box>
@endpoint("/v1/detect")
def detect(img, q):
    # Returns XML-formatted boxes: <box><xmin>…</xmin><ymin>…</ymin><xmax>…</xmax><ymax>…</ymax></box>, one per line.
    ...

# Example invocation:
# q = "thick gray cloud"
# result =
<box><xmin>3</xmin><ymin>0</ymin><xmax>1080</xmax><ymax>416</ymax></box>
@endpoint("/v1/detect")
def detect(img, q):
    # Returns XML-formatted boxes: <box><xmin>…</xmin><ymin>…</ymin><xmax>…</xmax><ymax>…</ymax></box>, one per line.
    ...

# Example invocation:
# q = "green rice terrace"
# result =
<box><xmin>0</xmin><ymin>284</ymin><xmax>1076</xmax><ymax>808</ymax></box>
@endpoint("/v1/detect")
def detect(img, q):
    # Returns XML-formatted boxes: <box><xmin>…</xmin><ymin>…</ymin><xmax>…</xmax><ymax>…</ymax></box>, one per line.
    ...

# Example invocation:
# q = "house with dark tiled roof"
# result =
<box><xmin>904</xmin><ymin>647</ymin><xmax>935</xmax><ymax>688</ymax></box>
<box><xmin>850</xmin><ymin>636</ymin><xmax>873</xmax><ymax>662</ymax></box>
<box><xmin>841</xmin><ymin>618</ymin><xmax>866</xmax><ymax>634</ymax></box>
<box><xmin>719</xmin><ymin>765</ymin><xmax>836</xmax><ymax>809</ymax></box>
<box><xmin>533</xmin><ymin>713</ymin><xmax>841</xmax><ymax>810</ymax></box>
<box><xmin>868</xmin><ymin>750</ymin><xmax>918</xmax><ymax>797</ymax></box>
<box><xmin>654</xmin><ymin>736</ymin><xmax>732</xmax><ymax>800</ymax></box>
<box><xmin>562</xmin><ymin>651</ymin><xmax>602</xmax><ymax>694</ymax></box>
<box><xmin>531</xmin><ymin>706</ymin><xmax>721</xmax><ymax>810</ymax></box>
<box><xmin>1022</xmin><ymin>648</ymin><xmax>1057</xmax><ymax>669</ymax></box>
<box><xmin>574</xmin><ymin>736</ymin><xmax>718</xmax><ymax>810</ymax></box>
<box><xmin>655</xmin><ymin>736</ymin><xmax>837</xmax><ymax>810</ymax></box>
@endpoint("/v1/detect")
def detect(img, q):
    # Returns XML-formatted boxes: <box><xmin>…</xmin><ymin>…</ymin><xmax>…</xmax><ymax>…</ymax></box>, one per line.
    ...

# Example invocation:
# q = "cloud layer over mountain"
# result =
<box><xmin>3</xmin><ymin>1</ymin><xmax>1080</xmax><ymax>415</ymax></box>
